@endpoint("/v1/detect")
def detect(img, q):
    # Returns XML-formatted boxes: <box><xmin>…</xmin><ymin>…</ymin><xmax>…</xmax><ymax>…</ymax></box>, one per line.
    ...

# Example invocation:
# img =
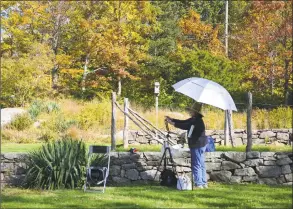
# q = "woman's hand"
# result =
<box><xmin>165</xmin><ymin>116</ymin><xmax>174</xmax><ymax>125</ymax></box>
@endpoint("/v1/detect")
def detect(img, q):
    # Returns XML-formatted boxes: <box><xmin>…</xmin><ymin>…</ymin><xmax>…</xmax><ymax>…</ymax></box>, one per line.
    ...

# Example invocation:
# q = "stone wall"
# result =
<box><xmin>127</xmin><ymin>129</ymin><xmax>292</xmax><ymax>146</ymax></box>
<box><xmin>1</xmin><ymin>151</ymin><xmax>292</xmax><ymax>188</ymax></box>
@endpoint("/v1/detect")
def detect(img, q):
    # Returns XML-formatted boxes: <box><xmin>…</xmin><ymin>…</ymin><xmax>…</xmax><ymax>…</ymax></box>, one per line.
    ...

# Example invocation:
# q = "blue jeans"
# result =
<box><xmin>190</xmin><ymin>146</ymin><xmax>207</xmax><ymax>186</ymax></box>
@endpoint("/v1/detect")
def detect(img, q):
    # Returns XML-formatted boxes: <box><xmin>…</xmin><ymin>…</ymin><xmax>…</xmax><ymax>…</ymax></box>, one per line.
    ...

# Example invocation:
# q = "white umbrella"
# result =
<box><xmin>172</xmin><ymin>77</ymin><xmax>237</xmax><ymax>111</ymax></box>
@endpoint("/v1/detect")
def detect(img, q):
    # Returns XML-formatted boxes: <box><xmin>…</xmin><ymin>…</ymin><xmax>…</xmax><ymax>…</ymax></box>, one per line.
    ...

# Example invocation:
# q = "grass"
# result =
<box><xmin>1</xmin><ymin>182</ymin><xmax>292</xmax><ymax>208</ymax></box>
<box><xmin>1</xmin><ymin>142</ymin><xmax>292</xmax><ymax>153</ymax></box>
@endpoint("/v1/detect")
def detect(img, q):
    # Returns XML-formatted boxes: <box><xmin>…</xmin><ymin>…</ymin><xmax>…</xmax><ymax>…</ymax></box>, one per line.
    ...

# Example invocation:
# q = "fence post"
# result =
<box><xmin>224</xmin><ymin>111</ymin><xmax>232</xmax><ymax>146</ymax></box>
<box><xmin>123</xmin><ymin>98</ymin><xmax>129</xmax><ymax>149</ymax></box>
<box><xmin>228</xmin><ymin>110</ymin><xmax>234</xmax><ymax>147</ymax></box>
<box><xmin>111</xmin><ymin>92</ymin><xmax>116</xmax><ymax>151</ymax></box>
<box><xmin>246</xmin><ymin>92</ymin><xmax>252</xmax><ymax>152</ymax></box>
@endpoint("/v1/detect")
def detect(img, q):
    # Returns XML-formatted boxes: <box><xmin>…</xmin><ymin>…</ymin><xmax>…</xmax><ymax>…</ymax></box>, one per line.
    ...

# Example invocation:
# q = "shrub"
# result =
<box><xmin>28</xmin><ymin>100</ymin><xmax>45</xmax><ymax>120</ymax></box>
<box><xmin>45</xmin><ymin>101</ymin><xmax>60</xmax><ymax>113</ymax></box>
<box><xmin>9</xmin><ymin>113</ymin><xmax>33</xmax><ymax>131</ymax></box>
<box><xmin>76</xmin><ymin>100</ymin><xmax>111</xmax><ymax>130</ymax></box>
<box><xmin>43</xmin><ymin>113</ymin><xmax>78</xmax><ymax>133</ymax></box>
<box><xmin>23</xmin><ymin>138</ymin><xmax>87</xmax><ymax>190</ymax></box>
<box><xmin>38</xmin><ymin>129</ymin><xmax>59</xmax><ymax>142</ymax></box>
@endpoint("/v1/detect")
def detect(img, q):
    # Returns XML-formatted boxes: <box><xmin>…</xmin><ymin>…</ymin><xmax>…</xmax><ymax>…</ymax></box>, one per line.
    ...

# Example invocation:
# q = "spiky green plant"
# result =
<box><xmin>23</xmin><ymin>138</ymin><xmax>87</xmax><ymax>190</ymax></box>
<box><xmin>28</xmin><ymin>100</ymin><xmax>45</xmax><ymax>120</ymax></box>
<box><xmin>45</xmin><ymin>101</ymin><xmax>60</xmax><ymax>113</ymax></box>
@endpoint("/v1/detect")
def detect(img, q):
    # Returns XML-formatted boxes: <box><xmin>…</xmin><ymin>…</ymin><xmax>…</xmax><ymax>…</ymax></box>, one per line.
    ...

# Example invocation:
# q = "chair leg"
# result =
<box><xmin>102</xmin><ymin>168</ymin><xmax>107</xmax><ymax>193</ymax></box>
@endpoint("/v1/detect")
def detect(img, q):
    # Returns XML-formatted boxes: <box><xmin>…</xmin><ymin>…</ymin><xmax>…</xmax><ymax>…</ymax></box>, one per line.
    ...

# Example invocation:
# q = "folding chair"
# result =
<box><xmin>83</xmin><ymin>145</ymin><xmax>111</xmax><ymax>193</ymax></box>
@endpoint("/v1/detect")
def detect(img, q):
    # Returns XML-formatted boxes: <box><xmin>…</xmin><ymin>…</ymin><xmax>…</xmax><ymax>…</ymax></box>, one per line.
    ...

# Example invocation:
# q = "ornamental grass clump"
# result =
<box><xmin>23</xmin><ymin>137</ymin><xmax>87</xmax><ymax>190</ymax></box>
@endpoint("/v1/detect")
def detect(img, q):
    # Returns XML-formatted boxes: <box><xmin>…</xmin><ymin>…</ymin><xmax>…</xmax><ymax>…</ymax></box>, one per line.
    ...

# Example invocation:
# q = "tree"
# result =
<box><xmin>230</xmin><ymin>1</ymin><xmax>292</xmax><ymax>103</ymax></box>
<box><xmin>1</xmin><ymin>42</ymin><xmax>54</xmax><ymax>107</ymax></box>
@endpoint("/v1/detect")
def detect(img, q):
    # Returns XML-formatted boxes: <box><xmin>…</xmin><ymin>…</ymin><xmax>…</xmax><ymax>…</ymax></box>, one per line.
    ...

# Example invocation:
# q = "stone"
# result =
<box><xmin>284</xmin><ymin>174</ymin><xmax>292</xmax><ymax>182</ymax></box>
<box><xmin>253</xmin><ymin>139</ymin><xmax>265</xmax><ymax>144</ymax></box>
<box><xmin>182</xmin><ymin>166</ymin><xmax>191</xmax><ymax>172</ymax></box>
<box><xmin>146</xmin><ymin>161</ymin><xmax>160</xmax><ymax>166</ymax></box>
<box><xmin>260</xmin><ymin>152</ymin><xmax>276</xmax><ymax>161</ymax></box>
<box><xmin>281</xmin><ymin>165</ymin><xmax>291</xmax><ymax>175</ymax></box>
<box><xmin>234</xmin><ymin>138</ymin><xmax>243</xmax><ymax>146</ymax></box>
<box><xmin>276</xmin><ymin>157</ymin><xmax>292</xmax><ymax>166</ymax></box>
<box><xmin>1</xmin><ymin>163</ymin><xmax>15</xmax><ymax>172</ymax></box>
<box><xmin>125</xmin><ymin>169</ymin><xmax>139</xmax><ymax>180</ymax></box>
<box><xmin>3</xmin><ymin>153</ymin><xmax>25</xmax><ymax>160</ymax></box>
<box><xmin>243</xmin><ymin>176</ymin><xmax>258</xmax><ymax>182</ymax></box>
<box><xmin>230</xmin><ymin>176</ymin><xmax>242</xmax><ymax>183</ymax></box>
<box><xmin>130</xmin><ymin>153</ymin><xmax>142</xmax><ymax>161</ymax></box>
<box><xmin>128</xmin><ymin>141</ymin><xmax>140</xmax><ymax>145</ymax></box>
<box><xmin>277</xmin><ymin>175</ymin><xmax>286</xmax><ymax>184</ymax></box>
<box><xmin>137</xmin><ymin>137</ymin><xmax>149</xmax><ymax>144</ymax></box>
<box><xmin>110</xmin><ymin>152</ymin><xmax>119</xmax><ymax>158</ymax></box>
<box><xmin>257</xmin><ymin>166</ymin><xmax>281</xmax><ymax>178</ymax></box>
<box><xmin>206</xmin><ymin>173</ymin><xmax>210</xmax><ymax>181</ymax></box>
<box><xmin>111</xmin><ymin>176</ymin><xmax>131</xmax><ymax>184</ymax></box>
<box><xmin>263</xmin><ymin>161</ymin><xmax>276</xmax><ymax>166</ymax></box>
<box><xmin>210</xmin><ymin>171</ymin><xmax>232</xmax><ymax>182</ymax></box>
<box><xmin>206</xmin><ymin>162</ymin><xmax>221</xmax><ymax>172</ymax></box>
<box><xmin>240</xmin><ymin>163</ymin><xmax>246</xmax><ymax>168</ymax></box>
<box><xmin>15</xmin><ymin>166</ymin><xmax>26</xmax><ymax>175</ymax></box>
<box><xmin>143</xmin><ymin>152</ymin><xmax>162</xmax><ymax>161</ymax></box>
<box><xmin>259</xmin><ymin>131</ymin><xmax>276</xmax><ymax>139</ymax></box>
<box><xmin>173</xmin><ymin>158</ymin><xmax>190</xmax><ymax>166</ymax></box>
<box><xmin>1</xmin><ymin>108</ymin><xmax>26</xmax><ymax>127</ymax></box>
<box><xmin>172</xmin><ymin>150</ymin><xmax>190</xmax><ymax>158</ymax></box>
<box><xmin>221</xmin><ymin>161</ymin><xmax>241</xmax><ymax>170</ymax></box>
<box><xmin>112</xmin><ymin>158</ymin><xmax>132</xmax><ymax>165</ymax></box>
<box><xmin>5</xmin><ymin>174</ymin><xmax>26</xmax><ymax>186</ymax></box>
<box><xmin>140</xmin><ymin>170</ymin><xmax>159</xmax><ymax>181</ymax></box>
<box><xmin>121</xmin><ymin>169</ymin><xmax>125</xmax><ymax>178</ymax></box>
<box><xmin>137</xmin><ymin>166</ymin><xmax>152</xmax><ymax>172</ymax></box>
<box><xmin>109</xmin><ymin>165</ymin><xmax>121</xmax><ymax>176</ymax></box>
<box><xmin>276</xmin><ymin>133</ymin><xmax>289</xmax><ymax>141</ymax></box>
<box><xmin>258</xmin><ymin>178</ymin><xmax>278</xmax><ymax>185</ymax></box>
<box><xmin>244</xmin><ymin>159</ymin><xmax>263</xmax><ymax>167</ymax></box>
<box><xmin>119</xmin><ymin>152</ymin><xmax>131</xmax><ymax>158</ymax></box>
<box><xmin>150</xmin><ymin>140</ymin><xmax>159</xmax><ymax>144</ymax></box>
<box><xmin>122</xmin><ymin>163</ymin><xmax>137</xmax><ymax>170</ymax></box>
<box><xmin>222</xmin><ymin>152</ymin><xmax>246</xmax><ymax>163</ymax></box>
<box><xmin>136</xmin><ymin>161</ymin><xmax>147</xmax><ymax>167</ymax></box>
<box><xmin>210</xmin><ymin>158</ymin><xmax>222</xmax><ymax>163</ymax></box>
<box><xmin>205</xmin><ymin>152</ymin><xmax>222</xmax><ymax>159</ymax></box>
<box><xmin>246</xmin><ymin>152</ymin><xmax>260</xmax><ymax>159</ymax></box>
<box><xmin>234</xmin><ymin>167</ymin><xmax>256</xmax><ymax>176</ymax></box>
<box><xmin>283</xmin><ymin>182</ymin><xmax>293</xmax><ymax>186</ymax></box>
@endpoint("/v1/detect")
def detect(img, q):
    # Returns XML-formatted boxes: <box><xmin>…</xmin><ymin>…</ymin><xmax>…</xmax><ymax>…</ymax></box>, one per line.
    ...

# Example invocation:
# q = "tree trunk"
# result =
<box><xmin>284</xmin><ymin>59</ymin><xmax>289</xmax><ymax>104</ymax></box>
<box><xmin>81</xmin><ymin>54</ymin><xmax>90</xmax><ymax>92</ymax></box>
<box><xmin>51</xmin><ymin>65</ymin><xmax>59</xmax><ymax>89</ymax></box>
<box><xmin>117</xmin><ymin>77</ymin><xmax>122</xmax><ymax>97</ymax></box>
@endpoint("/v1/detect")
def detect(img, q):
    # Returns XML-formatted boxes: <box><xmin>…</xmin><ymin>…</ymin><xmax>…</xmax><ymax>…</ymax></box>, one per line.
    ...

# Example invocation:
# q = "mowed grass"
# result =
<box><xmin>1</xmin><ymin>183</ymin><xmax>292</xmax><ymax>208</ymax></box>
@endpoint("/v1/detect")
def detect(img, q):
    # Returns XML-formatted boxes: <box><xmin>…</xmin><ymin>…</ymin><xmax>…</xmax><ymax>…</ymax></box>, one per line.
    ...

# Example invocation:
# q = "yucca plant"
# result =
<box><xmin>45</xmin><ymin>101</ymin><xmax>60</xmax><ymax>113</ymax></box>
<box><xmin>28</xmin><ymin>100</ymin><xmax>45</xmax><ymax>120</ymax></box>
<box><xmin>23</xmin><ymin>137</ymin><xmax>87</xmax><ymax>190</ymax></box>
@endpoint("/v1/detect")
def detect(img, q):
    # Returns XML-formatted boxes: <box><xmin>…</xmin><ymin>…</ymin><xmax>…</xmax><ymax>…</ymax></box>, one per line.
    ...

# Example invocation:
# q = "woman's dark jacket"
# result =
<box><xmin>171</xmin><ymin>116</ymin><xmax>206</xmax><ymax>148</ymax></box>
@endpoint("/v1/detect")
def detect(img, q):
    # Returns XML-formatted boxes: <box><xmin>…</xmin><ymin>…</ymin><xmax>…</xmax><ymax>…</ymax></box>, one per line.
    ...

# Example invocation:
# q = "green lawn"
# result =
<box><xmin>1</xmin><ymin>142</ymin><xmax>292</xmax><ymax>153</ymax></box>
<box><xmin>1</xmin><ymin>182</ymin><xmax>292</xmax><ymax>208</ymax></box>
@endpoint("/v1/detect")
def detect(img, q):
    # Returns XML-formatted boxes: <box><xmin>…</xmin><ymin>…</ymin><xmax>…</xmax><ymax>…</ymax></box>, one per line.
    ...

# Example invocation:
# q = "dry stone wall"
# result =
<box><xmin>1</xmin><ymin>151</ymin><xmax>292</xmax><ymax>188</ymax></box>
<box><xmin>127</xmin><ymin>129</ymin><xmax>292</xmax><ymax>146</ymax></box>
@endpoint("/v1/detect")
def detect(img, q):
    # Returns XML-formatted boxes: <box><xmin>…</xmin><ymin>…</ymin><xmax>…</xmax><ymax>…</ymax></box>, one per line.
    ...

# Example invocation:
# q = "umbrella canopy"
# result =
<box><xmin>172</xmin><ymin>77</ymin><xmax>237</xmax><ymax>111</ymax></box>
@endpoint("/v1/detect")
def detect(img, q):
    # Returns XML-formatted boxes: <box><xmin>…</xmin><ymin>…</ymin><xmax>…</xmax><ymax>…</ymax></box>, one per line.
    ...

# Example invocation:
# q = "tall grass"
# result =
<box><xmin>2</xmin><ymin>99</ymin><xmax>292</xmax><ymax>145</ymax></box>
